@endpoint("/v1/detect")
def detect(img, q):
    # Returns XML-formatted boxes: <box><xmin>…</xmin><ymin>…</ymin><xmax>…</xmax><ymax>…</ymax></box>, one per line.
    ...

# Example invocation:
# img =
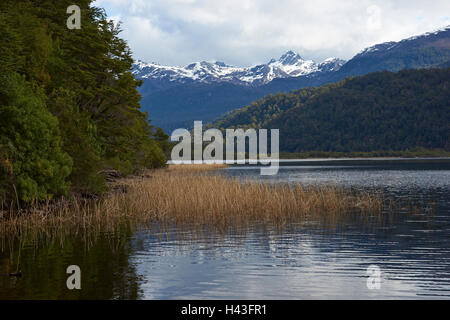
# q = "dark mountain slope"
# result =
<box><xmin>332</xmin><ymin>27</ymin><xmax>450</xmax><ymax>79</ymax></box>
<box><xmin>213</xmin><ymin>68</ymin><xmax>450</xmax><ymax>153</ymax></box>
<box><xmin>142</xmin><ymin>82</ymin><xmax>274</xmax><ymax>132</ymax></box>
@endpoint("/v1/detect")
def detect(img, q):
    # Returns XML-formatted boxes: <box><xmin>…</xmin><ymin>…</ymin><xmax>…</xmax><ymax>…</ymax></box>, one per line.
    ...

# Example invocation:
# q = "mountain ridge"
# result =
<box><xmin>133</xmin><ymin>51</ymin><xmax>345</xmax><ymax>87</ymax></box>
<box><xmin>134</xmin><ymin>25</ymin><xmax>450</xmax><ymax>132</ymax></box>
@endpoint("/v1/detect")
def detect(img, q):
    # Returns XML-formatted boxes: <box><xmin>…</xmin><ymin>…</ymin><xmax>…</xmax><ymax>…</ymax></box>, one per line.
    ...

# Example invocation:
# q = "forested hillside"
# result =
<box><xmin>213</xmin><ymin>68</ymin><xmax>450</xmax><ymax>153</ymax></box>
<box><xmin>0</xmin><ymin>0</ymin><xmax>167</xmax><ymax>204</ymax></box>
<box><xmin>137</xmin><ymin>27</ymin><xmax>450</xmax><ymax>132</ymax></box>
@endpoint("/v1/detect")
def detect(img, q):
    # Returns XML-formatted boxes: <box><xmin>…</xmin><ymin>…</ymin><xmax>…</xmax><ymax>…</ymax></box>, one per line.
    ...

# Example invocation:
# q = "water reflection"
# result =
<box><xmin>0</xmin><ymin>234</ymin><xmax>142</xmax><ymax>299</ymax></box>
<box><xmin>130</xmin><ymin>215</ymin><xmax>450</xmax><ymax>299</ymax></box>
<box><xmin>1</xmin><ymin>159</ymin><xmax>449</xmax><ymax>299</ymax></box>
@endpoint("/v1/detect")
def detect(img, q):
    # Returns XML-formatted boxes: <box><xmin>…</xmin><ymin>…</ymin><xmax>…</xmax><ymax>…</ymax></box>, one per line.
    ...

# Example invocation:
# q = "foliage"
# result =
<box><xmin>0</xmin><ymin>0</ymin><xmax>168</xmax><ymax>204</ymax></box>
<box><xmin>0</xmin><ymin>74</ymin><xmax>72</xmax><ymax>202</ymax></box>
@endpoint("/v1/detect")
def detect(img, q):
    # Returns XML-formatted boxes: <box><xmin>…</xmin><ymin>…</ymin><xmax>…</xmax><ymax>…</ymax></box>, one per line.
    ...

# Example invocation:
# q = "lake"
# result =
<box><xmin>1</xmin><ymin>159</ymin><xmax>450</xmax><ymax>299</ymax></box>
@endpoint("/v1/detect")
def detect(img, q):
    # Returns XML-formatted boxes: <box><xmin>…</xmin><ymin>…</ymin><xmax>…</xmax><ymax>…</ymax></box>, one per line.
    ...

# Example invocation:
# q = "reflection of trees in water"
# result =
<box><xmin>0</xmin><ymin>234</ymin><xmax>142</xmax><ymax>299</ymax></box>
<box><xmin>0</xmin><ymin>185</ymin><xmax>442</xmax><ymax>300</ymax></box>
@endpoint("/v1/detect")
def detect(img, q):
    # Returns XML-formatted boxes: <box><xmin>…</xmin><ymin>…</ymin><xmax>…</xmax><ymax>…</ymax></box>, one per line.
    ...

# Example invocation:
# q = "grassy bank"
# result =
<box><xmin>0</xmin><ymin>165</ymin><xmax>384</xmax><ymax>241</ymax></box>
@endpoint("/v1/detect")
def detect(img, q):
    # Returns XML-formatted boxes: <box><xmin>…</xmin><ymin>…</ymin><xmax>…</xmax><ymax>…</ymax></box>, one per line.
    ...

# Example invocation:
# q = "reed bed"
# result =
<box><xmin>0</xmin><ymin>164</ymin><xmax>384</xmax><ymax>242</ymax></box>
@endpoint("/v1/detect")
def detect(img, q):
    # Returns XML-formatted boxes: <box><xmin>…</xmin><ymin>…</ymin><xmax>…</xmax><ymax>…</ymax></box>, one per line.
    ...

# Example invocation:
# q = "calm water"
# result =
<box><xmin>1</xmin><ymin>159</ymin><xmax>450</xmax><ymax>299</ymax></box>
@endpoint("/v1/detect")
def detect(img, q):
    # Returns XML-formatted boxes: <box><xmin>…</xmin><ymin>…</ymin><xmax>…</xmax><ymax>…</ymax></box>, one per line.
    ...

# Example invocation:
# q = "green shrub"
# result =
<box><xmin>0</xmin><ymin>73</ymin><xmax>72</xmax><ymax>202</ymax></box>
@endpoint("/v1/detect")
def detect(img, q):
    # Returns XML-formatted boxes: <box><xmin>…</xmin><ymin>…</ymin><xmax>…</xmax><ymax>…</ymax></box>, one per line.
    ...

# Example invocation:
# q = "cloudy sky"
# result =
<box><xmin>94</xmin><ymin>0</ymin><xmax>450</xmax><ymax>67</ymax></box>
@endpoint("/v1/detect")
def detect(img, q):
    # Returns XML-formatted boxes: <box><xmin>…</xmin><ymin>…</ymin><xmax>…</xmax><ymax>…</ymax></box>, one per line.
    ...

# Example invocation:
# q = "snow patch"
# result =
<box><xmin>133</xmin><ymin>50</ymin><xmax>346</xmax><ymax>85</ymax></box>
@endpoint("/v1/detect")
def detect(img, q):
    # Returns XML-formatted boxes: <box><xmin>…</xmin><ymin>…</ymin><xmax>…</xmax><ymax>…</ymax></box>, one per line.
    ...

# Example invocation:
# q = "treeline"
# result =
<box><xmin>279</xmin><ymin>149</ymin><xmax>450</xmax><ymax>159</ymax></box>
<box><xmin>212</xmin><ymin>68</ymin><xmax>450</xmax><ymax>153</ymax></box>
<box><xmin>0</xmin><ymin>0</ymin><xmax>168</xmax><ymax>205</ymax></box>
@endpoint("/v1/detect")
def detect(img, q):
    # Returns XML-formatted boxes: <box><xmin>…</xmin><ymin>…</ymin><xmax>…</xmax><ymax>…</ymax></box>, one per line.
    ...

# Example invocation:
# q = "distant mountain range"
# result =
<box><xmin>134</xmin><ymin>26</ymin><xmax>450</xmax><ymax>132</ymax></box>
<box><xmin>133</xmin><ymin>52</ymin><xmax>345</xmax><ymax>87</ymax></box>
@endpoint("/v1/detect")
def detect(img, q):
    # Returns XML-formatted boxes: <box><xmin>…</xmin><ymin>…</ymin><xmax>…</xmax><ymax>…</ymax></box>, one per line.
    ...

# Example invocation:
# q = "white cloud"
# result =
<box><xmin>366</xmin><ymin>5</ymin><xmax>382</xmax><ymax>31</ymax></box>
<box><xmin>94</xmin><ymin>0</ymin><xmax>450</xmax><ymax>66</ymax></box>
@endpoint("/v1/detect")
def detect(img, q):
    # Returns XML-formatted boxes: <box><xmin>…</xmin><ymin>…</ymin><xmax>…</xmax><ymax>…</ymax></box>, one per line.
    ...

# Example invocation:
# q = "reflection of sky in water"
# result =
<box><xmin>130</xmin><ymin>160</ymin><xmax>450</xmax><ymax>300</ymax></box>
<box><xmin>132</xmin><ymin>225</ymin><xmax>450</xmax><ymax>299</ymax></box>
<box><xmin>224</xmin><ymin>164</ymin><xmax>450</xmax><ymax>189</ymax></box>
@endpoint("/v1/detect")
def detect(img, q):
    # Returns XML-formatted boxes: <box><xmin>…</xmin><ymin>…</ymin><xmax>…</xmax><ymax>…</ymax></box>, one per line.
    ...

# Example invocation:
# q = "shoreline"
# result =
<box><xmin>167</xmin><ymin>157</ymin><xmax>450</xmax><ymax>166</ymax></box>
<box><xmin>0</xmin><ymin>165</ymin><xmax>384</xmax><ymax>240</ymax></box>
<box><xmin>278</xmin><ymin>150</ymin><xmax>450</xmax><ymax>160</ymax></box>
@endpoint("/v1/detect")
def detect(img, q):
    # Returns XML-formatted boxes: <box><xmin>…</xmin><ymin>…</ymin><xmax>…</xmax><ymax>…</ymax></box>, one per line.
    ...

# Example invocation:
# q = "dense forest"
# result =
<box><xmin>0</xmin><ymin>0</ymin><xmax>168</xmax><ymax>205</ymax></box>
<box><xmin>212</xmin><ymin>68</ymin><xmax>450</xmax><ymax>153</ymax></box>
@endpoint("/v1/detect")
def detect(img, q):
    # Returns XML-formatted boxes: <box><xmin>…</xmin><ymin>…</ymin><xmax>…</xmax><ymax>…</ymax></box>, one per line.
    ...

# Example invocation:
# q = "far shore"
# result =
<box><xmin>168</xmin><ymin>157</ymin><xmax>450</xmax><ymax>165</ymax></box>
<box><xmin>278</xmin><ymin>150</ymin><xmax>450</xmax><ymax>159</ymax></box>
<box><xmin>166</xmin><ymin>149</ymin><xmax>450</xmax><ymax>164</ymax></box>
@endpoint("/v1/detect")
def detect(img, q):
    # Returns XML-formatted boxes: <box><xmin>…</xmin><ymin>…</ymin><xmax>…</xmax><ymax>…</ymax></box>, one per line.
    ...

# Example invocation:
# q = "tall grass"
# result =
<box><xmin>0</xmin><ymin>164</ymin><xmax>385</xmax><ymax>243</ymax></box>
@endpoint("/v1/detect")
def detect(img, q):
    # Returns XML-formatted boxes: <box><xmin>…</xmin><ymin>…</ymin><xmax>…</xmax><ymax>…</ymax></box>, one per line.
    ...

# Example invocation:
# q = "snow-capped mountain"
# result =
<box><xmin>336</xmin><ymin>25</ymin><xmax>450</xmax><ymax>78</ymax></box>
<box><xmin>132</xmin><ymin>51</ymin><xmax>346</xmax><ymax>86</ymax></box>
<box><xmin>357</xmin><ymin>25</ymin><xmax>450</xmax><ymax>56</ymax></box>
<box><xmin>135</xmin><ymin>25</ymin><xmax>449</xmax><ymax>132</ymax></box>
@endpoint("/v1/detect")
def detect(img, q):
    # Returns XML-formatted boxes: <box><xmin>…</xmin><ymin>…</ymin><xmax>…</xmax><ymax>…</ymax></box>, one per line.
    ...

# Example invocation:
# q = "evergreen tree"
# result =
<box><xmin>0</xmin><ymin>0</ymin><xmax>168</xmax><ymax>204</ymax></box>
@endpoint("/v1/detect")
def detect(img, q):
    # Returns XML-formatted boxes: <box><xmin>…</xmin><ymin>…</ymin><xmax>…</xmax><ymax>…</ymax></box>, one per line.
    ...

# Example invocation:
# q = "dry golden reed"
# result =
<box><xmin>0</xmin><ymin>164</ymin><xmax>383</xmax><ymax>241</ymax></box>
